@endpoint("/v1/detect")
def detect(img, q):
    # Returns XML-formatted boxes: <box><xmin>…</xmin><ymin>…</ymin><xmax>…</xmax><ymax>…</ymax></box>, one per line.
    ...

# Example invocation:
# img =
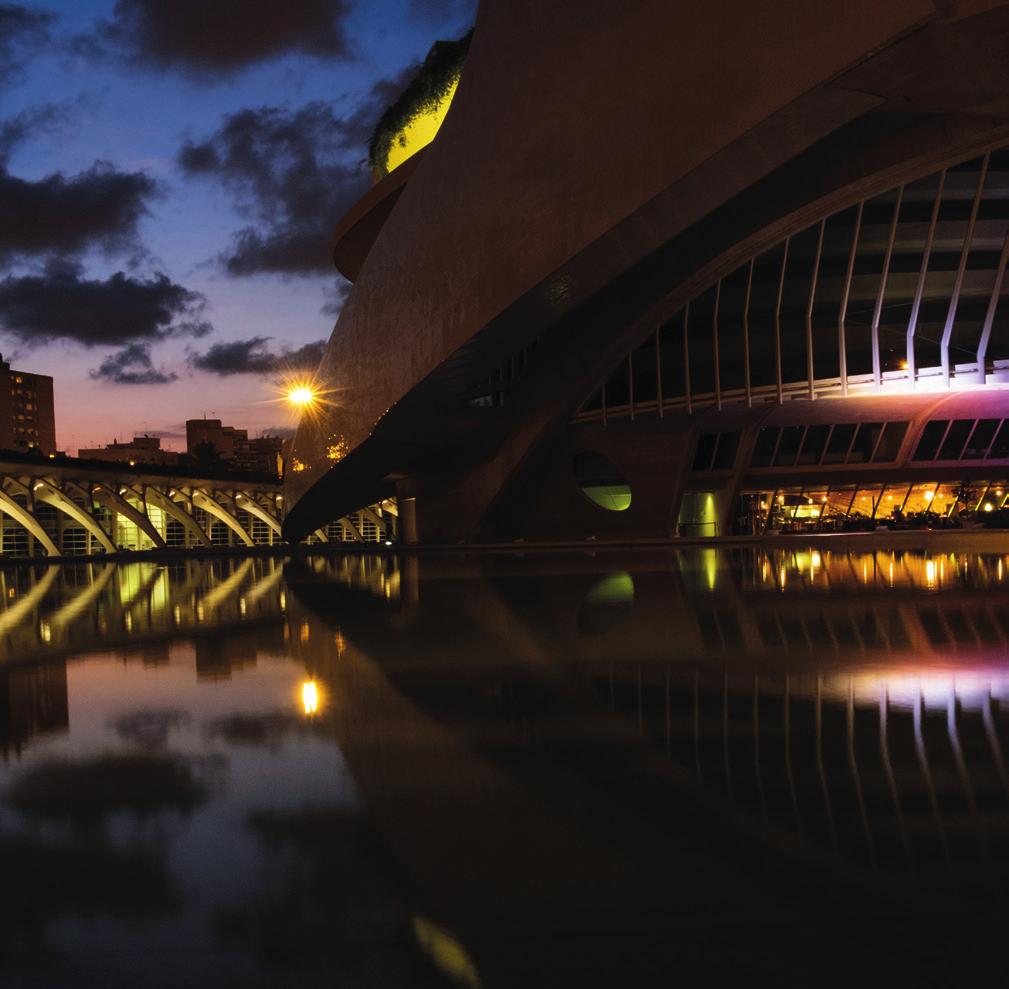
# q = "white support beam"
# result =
<box><xmin>0</xmin><ymin>488</ymin><xmax>59</xmax><ymax>556</ymax></box>
<box><xmin>33</xmin><ymin>480</ymin><xmax>116</xmax><ymax>554</ymax></box>
<box><xmin>192</xmin><ymin>489</ymin><xmax>254</xmax><ymax>546</ymax></box>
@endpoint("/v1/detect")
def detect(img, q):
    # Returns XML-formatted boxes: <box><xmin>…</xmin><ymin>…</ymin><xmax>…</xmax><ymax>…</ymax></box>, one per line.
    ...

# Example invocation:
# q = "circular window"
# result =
<box><xmin>573</xmin><ymin>451</ymin><xmax>632</xmax><ymax>511</ymax></box>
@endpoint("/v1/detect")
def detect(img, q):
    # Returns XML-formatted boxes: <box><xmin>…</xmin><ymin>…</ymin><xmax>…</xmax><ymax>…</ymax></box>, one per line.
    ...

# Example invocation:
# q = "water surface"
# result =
<box><xmin>2</xmin><ymin>550</ymin><xmax>1009</xmax><ymax>986</ymax></box>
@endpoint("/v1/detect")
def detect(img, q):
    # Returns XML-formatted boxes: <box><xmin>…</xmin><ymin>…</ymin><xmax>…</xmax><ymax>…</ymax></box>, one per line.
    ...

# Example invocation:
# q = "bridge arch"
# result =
<box><xmin>32</xmin><ymin>480</ymin><xmax>116</xmax><ymax>554</ymax></box>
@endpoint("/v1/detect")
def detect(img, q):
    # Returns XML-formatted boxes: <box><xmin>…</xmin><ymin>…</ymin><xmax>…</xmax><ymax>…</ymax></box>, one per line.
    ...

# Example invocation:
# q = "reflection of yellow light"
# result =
<box><xmin>412</xmin><ymin>915</ymin><xmax>481</xmax><ymax>989</ymax></box>
<box><xmin>39</xmin><ymin>621</ymin><xmax>51</xmax><ymax>643</ymax></box>
<box><xmin>7</xmin><ymin>587</ymin><xmax>14</xmax><ymax>598</ymax></box>
<box><xmin>300</xmin><ymin>620</ymin><xmax>311</xmax><ymax>643</ymax></box>
<box><xmin>302</xmin><ymin>680</ymin><xmax>319</xmax><ymax>716</ymax></box>
<box><xmin>926</xmin><ymin>559</ymin><xmax>936</xmax><ymax>588</ymax></box>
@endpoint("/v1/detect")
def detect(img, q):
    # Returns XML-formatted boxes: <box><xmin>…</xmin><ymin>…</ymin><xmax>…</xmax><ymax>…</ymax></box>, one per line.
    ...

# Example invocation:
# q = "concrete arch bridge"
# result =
<box><xmin>0</xmin><ymin>456</ymin><xmax>397</xmax><ymax>558</ymax></box>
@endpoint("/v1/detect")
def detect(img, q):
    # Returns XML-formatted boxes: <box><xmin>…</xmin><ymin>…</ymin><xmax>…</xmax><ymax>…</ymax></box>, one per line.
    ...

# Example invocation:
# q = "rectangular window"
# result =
<box><xmin>692</xmin><ymin>433</ymin><xmax>718</xmax><ymax>471</ymax></box>
<box><xmin>774</xmin><ymin>425</ymin><xmax>805</xmax><ymax>467</ymax></box>
<box><xmin>823</xmin><ymin>424</ymin><xmax>856</xmax><ymax>464</ymax></box>
<box><xmin>797</xmin><ymin>424</ymin><xmax>830</xmax><ymax>465</ymax></box>
<box><xmin>872</xmin><ymin>421</ymin><xmax>909</xmax><ymax>462</ymax></box>
<box><xmin>912</xmin><ymin>420</ymin><xmax>949</xmax><ymax>461</ymax></box>
<box><xmin>937</xmin><ymin>419</ymin><xmax>974</xmax><ymax>460</ymax></box>
<box><xmin>605</xmin><ymin>358</ymin><xmax>631</xmax><ymax>409</ymax></box>
<box><xmin>712</xmin><ymin>431</ymin><xmax>740</xmax><ymax>471</ymax></box>
<box><xmin>989</xmin><ymin>421</ymin><xmax>1009</xmax><ymax>459</ymax></box>
<box><xmin>964</xmin><ymin>419</ymin><xmax>999</xmax><ymax>459</ymax></box>
<box><xmin>751</xmin><ymin>427</ymin><xmax>780</xmax><ymax>468</ymax></box>
<box><xmin>847</xmin><ymin>422</ymin><xmax>884</xmax><ymax>463</ymax></box>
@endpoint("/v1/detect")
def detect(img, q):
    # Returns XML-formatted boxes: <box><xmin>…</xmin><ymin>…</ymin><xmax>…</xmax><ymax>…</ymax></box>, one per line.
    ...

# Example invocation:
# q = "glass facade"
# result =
<box><xmin>743</xmin><ymin>478</ymin><xmax>1009</xmax><ymax>533</ymax></box>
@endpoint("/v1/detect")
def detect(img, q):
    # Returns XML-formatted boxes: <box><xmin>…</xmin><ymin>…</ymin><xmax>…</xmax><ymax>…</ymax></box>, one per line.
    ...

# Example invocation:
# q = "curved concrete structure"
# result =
<box><xmin>286</xmin><ymin>0</ymin><xmax>1009</xmax><ymax>543</ymax></box>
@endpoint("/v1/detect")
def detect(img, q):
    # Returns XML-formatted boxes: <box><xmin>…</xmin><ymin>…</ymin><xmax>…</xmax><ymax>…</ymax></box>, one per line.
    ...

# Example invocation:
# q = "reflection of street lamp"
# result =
<box><xmin>302</xmin><ymin>680</ymin><xmax>319</xmax><ymax>716</ymax></box>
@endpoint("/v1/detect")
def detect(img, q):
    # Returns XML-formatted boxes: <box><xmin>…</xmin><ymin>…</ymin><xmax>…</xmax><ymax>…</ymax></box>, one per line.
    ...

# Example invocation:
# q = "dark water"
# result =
<box><xmin>2</xmin><ymin>549</ymin><xmax>1009</xmax><ymax>987</ymax></box>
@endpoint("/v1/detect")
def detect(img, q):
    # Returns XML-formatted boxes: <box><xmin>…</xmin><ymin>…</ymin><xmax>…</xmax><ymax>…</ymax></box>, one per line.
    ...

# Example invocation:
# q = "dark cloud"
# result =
<box><xmin>90</xmin><ymin>343</ymin><xmax>177</xmax><ymax>385</ymax></box>
<box><xmin>189</xmin><ymin>336</ymin><xmax>325</xmax><ymax>377</ymax></box>
<box><xmin>0</xmin><ymin>104</ymin><xmax>64</xmax><ymax>164</ymax></box>
<box><xmin>179</xmin><ymin>102</ymin><xmax>372</xmax><ymax>276</ymax></box>
<box><xmin>0</xmin><ymin>259</ymin><xmax>212</xmax><ymax>348</ymax></box>
<box><xmin>97</xmin><ymin>0</ymin><xmax>352</xmax><ymax>75</ymax></box>
<box><xmin>0</xmin><ymin>159</ymin><xmax>155</xmax><ymax>263</ymax></box>
<box><xmin>0</xmin><ymin>4</ymin><xmax>53</xmax><ymax>85</ymax></box>
<box><xmin>256</xmin><ymin>425</ymin><xmax>296</xmax><ymax>439</ymax></box>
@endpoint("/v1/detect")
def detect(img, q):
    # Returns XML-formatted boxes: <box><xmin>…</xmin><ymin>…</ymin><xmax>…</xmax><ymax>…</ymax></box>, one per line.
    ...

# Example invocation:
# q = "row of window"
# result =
<box><xmin>692</xmin><ymin>431</ymin><xmax>740</xmax><ymax>471</ymax></box>
<box><xmin>912</xmin><ymin>417</ymin><xmax>1009</xmax><ymax>462</ymax></box>
<box><xmin>467</xmin><ymin>339</ymin><xmax>540</xmax><ymax>407</ymax></box>
<box><xmin>751</xmin><ymin>421</ymin><xmax>908</xmax><ymax>469</ymax></box>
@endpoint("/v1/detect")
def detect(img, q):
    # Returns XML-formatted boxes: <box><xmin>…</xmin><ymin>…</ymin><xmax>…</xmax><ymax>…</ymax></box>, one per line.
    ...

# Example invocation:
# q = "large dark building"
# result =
<box><xmin>284</xmin><ymin>0</ymin><xmax>1009</xmax><ymax>544</ymax></box>
<box><xmin>0</xmin><ymin>354</ymin><xmax>56</xmax><ymax>457</ymax></box>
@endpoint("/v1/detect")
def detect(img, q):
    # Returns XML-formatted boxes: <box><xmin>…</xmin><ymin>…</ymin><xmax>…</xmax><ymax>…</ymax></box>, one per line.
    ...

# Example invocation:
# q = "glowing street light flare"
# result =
<box><xmin>302</xmin><ymin>680</ymin><xmax>320</xmax><ymax>716</ymax></box>
<box><xmin>287</xmin><ymin>386</ymin><xmax>316</xmax><ymax>408</ymax></box>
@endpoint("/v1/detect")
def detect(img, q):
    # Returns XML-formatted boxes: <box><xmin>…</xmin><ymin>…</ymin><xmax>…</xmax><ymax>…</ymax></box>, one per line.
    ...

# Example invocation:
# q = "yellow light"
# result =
<box><xmin>302</xmin><ymin>680</ymin><xmax>319</xmax><ymax>716</ymax></box>
<box><xmin>924</xmin><ymin>490</ymin><xmax>934</xmax><ymax>502</ymax></box>
<box><xmin>287</xmin><ymin>386</ymin><xmax>316</xmax><ymax>408</ymax></box>
<box><xmin>985</xmin><ymin>502</ymin><xmax>995</xmax><ymax>512</ymax></box>
<box><xmin>384</xmin><ymin>77</ymin><xmax>460</xmax><ymax>175</ymax></box>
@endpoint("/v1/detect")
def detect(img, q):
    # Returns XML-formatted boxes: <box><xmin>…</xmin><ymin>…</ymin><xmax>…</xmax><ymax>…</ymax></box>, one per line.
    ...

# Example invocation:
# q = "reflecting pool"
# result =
<box><xmin>3</xmin><ymin>550</ymin><xmax>1009</xmax><ymax>986</ymax></box>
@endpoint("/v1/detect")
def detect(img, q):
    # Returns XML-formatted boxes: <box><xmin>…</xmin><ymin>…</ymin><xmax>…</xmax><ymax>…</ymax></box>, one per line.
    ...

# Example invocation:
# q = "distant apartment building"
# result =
<box><xmin>0</xmin><ymin>354</ymin><xmax>56</xmax><ymax>455</ymax></box>
<box><xmin>186</xmin><ymin>419</ymin><xmax>284</xmax><ymax>476</ymax></box>
<box><xmin>78</xmin><ymin>434</ymin><xmax>179</xmax><ymax>466</ymax></box>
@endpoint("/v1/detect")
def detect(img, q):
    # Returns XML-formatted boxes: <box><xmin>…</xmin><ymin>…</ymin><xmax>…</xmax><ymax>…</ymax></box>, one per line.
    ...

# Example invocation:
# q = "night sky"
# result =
<box><xmin>0</xmin><ymin>0</ymin><xmax>475</xmax><ymax>453</ymax></box>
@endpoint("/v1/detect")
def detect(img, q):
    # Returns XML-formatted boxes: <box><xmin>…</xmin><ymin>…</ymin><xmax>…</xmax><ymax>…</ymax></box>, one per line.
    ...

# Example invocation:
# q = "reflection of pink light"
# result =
<box><xmin>847</xmin><ymin>668</ymin><xmax>1009</xmax><ymax>711</ymax></box>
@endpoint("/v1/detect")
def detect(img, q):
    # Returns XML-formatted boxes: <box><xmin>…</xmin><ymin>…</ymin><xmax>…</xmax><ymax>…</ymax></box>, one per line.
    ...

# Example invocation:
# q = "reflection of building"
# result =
<box><xmin>0</xmin><ymin>662</ymin><xmax>69</xmax><ymax>758</ymax></box>
<box><xmin>186</xmin><ymin>419</ymin><xmax>283</xmax><ymax>476</ymax></box>
<box><xmin>0</xmin><ymin>353</ymin><xmax>56</xmax><ymax>456</ymax></box>
<box><xmin>283</xmin><ymin>1</ymin><xmax>1009</xmax><ymax>545</ymax></box>
<box><xmin>78</xmin><ymin>435</ymin><xmax>179</xmax><ymax>466</ymax></box>
<box><xmin>194</xmin><ymin>634</ymin><xmax>258</xmax><ymax>681</ymax></box>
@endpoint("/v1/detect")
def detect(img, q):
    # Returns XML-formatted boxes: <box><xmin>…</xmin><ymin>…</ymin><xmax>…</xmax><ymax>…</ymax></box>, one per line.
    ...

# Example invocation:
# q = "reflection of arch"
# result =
<box><xmin>202</xmin><ymin>557</ymin><xmax>255</xmax><ymax>612</ymax></box>
<box><xmin>50</xmin><ymin>563</ymin><xmax>117</xmax><ymax>628</ymax></box>
<box><xmin>33</xmin><ymin>480</ymin><xmax>116</xmax><ymax>554</ymax></box>
<box><xmin>145</xmin><ymin>487</ymin><xmax>210</xmax><ymax>546</ymax></box>
<box><xmin>0</xmin><ymin>565</ymin><xmax>59</xmax><ymax>633</ymax></box>
<box><xmin>192</xmin><ymin>490</ymin><xmax>254</xmax><ymax>547</ymax></box>
<box><xmin>0</xmin><ymin>488</ymin><xmax>58</xmax><ymax>556</ymax></box>
<box><xmin>244</xmin><ymin>561</ymin><xmax>284</xmax><ymax>605</ymax></box>
<box><xmin>93</xmin><ymin>484</ymin><xmax>166</xmax><ymax>549</ymax></box>
<box><xmin>234</xmin><ymin>492</ymin><xmax>281</xmax><ymax>538</ymax></box>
